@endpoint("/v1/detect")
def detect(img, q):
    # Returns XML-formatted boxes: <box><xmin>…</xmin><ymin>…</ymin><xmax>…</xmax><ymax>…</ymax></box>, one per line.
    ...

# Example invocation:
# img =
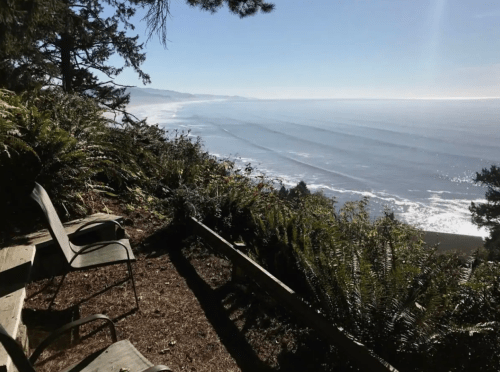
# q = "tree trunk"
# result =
<box><xmin>60</xmin><ymin>32</ymin><xmax>72</xmax><ymax>92</ymax></box>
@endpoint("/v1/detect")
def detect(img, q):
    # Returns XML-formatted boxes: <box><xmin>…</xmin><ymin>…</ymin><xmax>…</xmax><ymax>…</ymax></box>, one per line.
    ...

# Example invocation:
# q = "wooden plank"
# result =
<box><xmin>189</xmin><ymin>217</ymin><xmax>397</xmax><ymax>372</ymax></box>
<box><xmin>0</xmin><ymin>245</ymin><xmax>36</xmax><ymax>372</ymax></box>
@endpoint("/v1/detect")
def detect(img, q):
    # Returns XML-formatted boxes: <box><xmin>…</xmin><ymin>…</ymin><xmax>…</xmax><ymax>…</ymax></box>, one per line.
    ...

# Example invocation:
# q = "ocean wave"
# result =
<box><xmin>245</xmin><ymin>109</ymin><xmax>500</xmax><ymax>162</ymax></box>
<box><xmin>127</xmin><ymin>99</ymin><xmax>496</xmax><ymax>238</ymax></box>
<box><xmin>220</xmin><ymin>156</ymin><xmax>488</xmax><ymax>238</ymax></box>
<box><xmin>400</xmin><ymin>196</ymin><xmax>488</xmax><ymax>237</ymax></box>
<box><xmin>283</xmin><ymin>180</ymin><xmax>488</xmax><ymax>237</ymax></box>
<box><xmin>211</xmin><ymin>115</ymin><xmax>494</xmax><ymax>168</ymax></box>
<box><xmin>216</xmin><ymin>125</ymin><xmax>371</xmax><ymax>187</ymax></box>
<box><xmin>288</xmin><ymin>151</ymin><xmax>311</xmax><ymax>158</ymax></box>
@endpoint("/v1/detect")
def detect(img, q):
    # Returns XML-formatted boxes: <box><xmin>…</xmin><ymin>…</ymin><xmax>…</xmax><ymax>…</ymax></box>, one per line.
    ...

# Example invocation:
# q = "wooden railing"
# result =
<box><xmin>189</xmin><ymin>217</ymin><xmax>398</xmax><ymax>372</ymax></box>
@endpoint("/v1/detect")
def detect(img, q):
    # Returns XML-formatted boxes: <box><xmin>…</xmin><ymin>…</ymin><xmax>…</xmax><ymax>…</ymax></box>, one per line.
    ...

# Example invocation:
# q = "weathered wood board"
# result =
<box><xmin>0</xmin><ymin>245</ymin><xmax>35</xmax><ymax>372</ymax></box>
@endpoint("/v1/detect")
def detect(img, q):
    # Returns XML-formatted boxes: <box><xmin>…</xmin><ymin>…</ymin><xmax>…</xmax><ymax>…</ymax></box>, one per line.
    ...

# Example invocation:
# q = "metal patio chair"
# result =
<box><xmin>0</xmin><ymin>314</ymin><xmax>171</xmax><ymax>372</ymax></box>
<box><xmin>30</xmin><ymin>182</ymin><xmax>139</xmax><ymax>309</ymax></box>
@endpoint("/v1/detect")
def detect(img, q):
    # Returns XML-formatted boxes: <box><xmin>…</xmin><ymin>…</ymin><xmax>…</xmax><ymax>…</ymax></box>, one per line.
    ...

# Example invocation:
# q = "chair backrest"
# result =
<box><xmin>30</xmin><ymin>183</ymin><xmax>73</xmax><ymax>263</ymax></box>
<box><xmin>0</xmin><ymin>324</ymin><xmax>36</xmax><ymax>372</ymax></box>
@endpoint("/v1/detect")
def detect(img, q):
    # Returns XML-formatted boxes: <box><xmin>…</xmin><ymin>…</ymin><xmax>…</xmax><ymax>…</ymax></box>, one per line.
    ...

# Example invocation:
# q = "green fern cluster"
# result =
<box><xmin>0</xmin><ymin>89</ymin><xmax>117</xmax><ymax>212</ymax></box>
<box><xmin>172</xmin><ymin>167</ymin><xmax>500</xmax><ymax>370</ymax></box>
<box><xmin>0</xmin><ymin>89</ymin><xmax>42</xmax><ymax>185</ymax></box>
<box><xmin>0</xmin><ymin>88</ymin><xmax>228</xmax><ymax>239</ymax></box>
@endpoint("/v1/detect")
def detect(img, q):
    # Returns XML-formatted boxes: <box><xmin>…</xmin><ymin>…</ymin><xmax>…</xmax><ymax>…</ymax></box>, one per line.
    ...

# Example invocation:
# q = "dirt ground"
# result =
<box><xmin>23</xmin><ymin>201</ymin><xmax>344</xmax><ymax>372</ymax></box>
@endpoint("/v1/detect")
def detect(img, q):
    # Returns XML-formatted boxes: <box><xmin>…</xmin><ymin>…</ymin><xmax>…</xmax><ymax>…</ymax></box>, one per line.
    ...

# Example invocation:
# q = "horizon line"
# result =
<box><xmin>253</xmin><ymin>96</ymin><xmax>500</xmax><ymax>100</ymax></box>
<box><xmin>129</xmin><ymin>87</ymin><xmax>500</xmax><ymax>101</ymax></box>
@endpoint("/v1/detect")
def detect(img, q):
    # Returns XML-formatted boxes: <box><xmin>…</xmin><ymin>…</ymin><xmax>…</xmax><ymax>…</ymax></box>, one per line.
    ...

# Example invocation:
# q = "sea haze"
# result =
<box><xmin>128</xmin><ymin>94</ymin><xmax>500</xmax><ymax>237</ymax></box>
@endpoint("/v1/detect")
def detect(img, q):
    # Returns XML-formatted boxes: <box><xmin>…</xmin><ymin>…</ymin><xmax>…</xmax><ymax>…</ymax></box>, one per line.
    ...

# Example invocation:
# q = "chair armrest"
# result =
<box><xmin>29</xmin><ymin>314</ymin><xmax>117</xmax><ymax>365</ymax></box>
<box><xmin>73</xmin><ymin>219</ymin><xmax>124</xmax><ymax>235</ymax></box>
<box><xmin>142</xmin><ymin>366</ymin><xmax>173</xmax><ymax>372</ymax></box>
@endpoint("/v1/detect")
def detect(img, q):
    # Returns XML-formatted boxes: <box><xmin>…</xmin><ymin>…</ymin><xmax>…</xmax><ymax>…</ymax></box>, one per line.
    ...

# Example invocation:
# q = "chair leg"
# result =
<box><xmin>127</xmin><ymin>261</ymin><xmax>139</xmax><ymax>309</ymax></box>
<box><xmin>48</xmin><ymin>273</ymin><xmax>67</xmax><ymax>310</ymax></box>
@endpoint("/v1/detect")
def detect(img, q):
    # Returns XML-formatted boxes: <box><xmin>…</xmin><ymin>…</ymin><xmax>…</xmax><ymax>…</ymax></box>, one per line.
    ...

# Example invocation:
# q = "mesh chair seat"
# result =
<box><xmin>60</xmin><ymin>340</ymin><xmax>153</xmax><ymax>372</ymax></box>
<box><xmin>70</xmin><ymin>239</ymin><xmax>135</xmax><ymax>270</ymax></box>
<box><xmin>0</xmin><ymin>315</ymin><xmax>171</xmax><ymax>372</ymax></box>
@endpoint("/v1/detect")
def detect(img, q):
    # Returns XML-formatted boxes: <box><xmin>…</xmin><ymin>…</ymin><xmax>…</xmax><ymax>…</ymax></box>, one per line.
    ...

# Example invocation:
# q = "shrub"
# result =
<box><xmin>470</xmin><ymin>165</ymin><xmax>500</xmax><ymax>259</ymax></box>
<box><xmin>0</xmin><ymin>88</ymin><xmax>229</xmax><ymax>238</ymax></box>
<box><xmin>0</xmin><ymin>89</ymin><xmax>41</xmax><ymax>195</ymax></box>
<box><xmin>170</xmin><ymin>166</ymin><xmax>500</xmax><ymax>371</ymax></box>
<box><xmin>0</xmin><ymin>89</ymin><xmax>118</xmax><ymax>219</ymax></box>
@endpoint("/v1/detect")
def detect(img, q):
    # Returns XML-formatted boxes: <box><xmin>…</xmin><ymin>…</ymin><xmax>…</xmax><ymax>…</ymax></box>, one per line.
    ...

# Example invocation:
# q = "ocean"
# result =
<box><xmin>128</xmin><ymin>98</ymin><xmax>500</xmax><ymax>237</ymax></box>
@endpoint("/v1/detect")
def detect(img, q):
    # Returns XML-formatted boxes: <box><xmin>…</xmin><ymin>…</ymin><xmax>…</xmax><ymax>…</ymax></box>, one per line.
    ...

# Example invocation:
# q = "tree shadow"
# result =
<box><xmin>28</xmin><ymin>270</ymin><xmax>137</xmax><ymax>313</ymax></box>
<box><xmin>23</xmin><ymin>305</ymin><xmax>130</xmax><ymax>368</ymax></box>
<box><xmin>138</xmin><ymin>222</ymin><xmax>271</xmax><ymax>371</ymax></box>
<box><xmin>167</xmin><ymin>245</ymin><xmax>273</xmax><ymax>372</ymax></box>
<box><xmin>141</xmin><ymin>224</ymin><xmax>345</xmax><ymax>372</ymax></box>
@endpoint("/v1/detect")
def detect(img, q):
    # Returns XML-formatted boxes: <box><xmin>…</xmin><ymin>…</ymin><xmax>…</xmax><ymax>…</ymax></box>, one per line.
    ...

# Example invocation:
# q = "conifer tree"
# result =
<box><xmin>470</xmin><ymin>165</ymin><xmax>500</xmax><ymax>257</ymax></box>
<box><xmin>1</xmin><ymin>0</ymin><xmax>151</xmax><ymax>111</ymax></box>
<box><xmin>0</xmin><ymin>0</ymin><xmax>63</xmax><ymax>90</ymax></box>
<box><xmin>1</xmin><ymin>0</ymin><xmax>274</xmax><ymax>110</ymax></box>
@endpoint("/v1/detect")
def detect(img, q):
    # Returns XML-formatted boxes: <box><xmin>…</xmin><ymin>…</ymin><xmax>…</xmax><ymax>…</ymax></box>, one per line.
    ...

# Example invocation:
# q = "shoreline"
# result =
<box><xmin>125</xmin><ymin>100</ymin><xmax>491</xmax><ymax>253</ymax></box>
<box><xmin>423</xmin><ymin>230</ymin><xmax>484</xmax><ymax>254</ymax></box>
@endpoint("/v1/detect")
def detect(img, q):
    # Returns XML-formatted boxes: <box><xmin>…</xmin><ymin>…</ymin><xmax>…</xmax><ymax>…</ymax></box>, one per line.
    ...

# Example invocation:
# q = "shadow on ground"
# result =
<box><xmin>140</xmin><ymin>223</ymin><xmax>342</xmax><ymax>372</ymax></box>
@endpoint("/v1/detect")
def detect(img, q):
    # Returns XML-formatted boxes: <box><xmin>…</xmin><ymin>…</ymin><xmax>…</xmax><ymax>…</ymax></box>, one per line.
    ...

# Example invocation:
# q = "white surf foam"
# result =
<box><xmin>400</xmin><ymin>194</ymin><xmax>488</xmax><ymax>237</ymax></box>
<box><xmin>298</xmin><ymin>182</ymin><xmax>488</xmax><ymax>237</ymax></box>
<box><xmin>126</xmin><ymin>100</ymin><xmax>493</xmax><ymax>239</ymax></box>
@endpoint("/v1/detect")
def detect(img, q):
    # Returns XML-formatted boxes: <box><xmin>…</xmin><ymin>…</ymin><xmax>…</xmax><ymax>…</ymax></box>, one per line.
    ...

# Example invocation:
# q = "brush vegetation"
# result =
<box><xmin>1</xmin><ymin>88</ymin><xmax>500</xmax><ymax>371</ymax></box>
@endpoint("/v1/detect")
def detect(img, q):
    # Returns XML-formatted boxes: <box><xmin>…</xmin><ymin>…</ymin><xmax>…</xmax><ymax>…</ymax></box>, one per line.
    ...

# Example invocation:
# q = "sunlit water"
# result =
<box><xmin>129</xmin><ymin>98</ymin><xmax>500</xmax><ymax>237</ymax></box>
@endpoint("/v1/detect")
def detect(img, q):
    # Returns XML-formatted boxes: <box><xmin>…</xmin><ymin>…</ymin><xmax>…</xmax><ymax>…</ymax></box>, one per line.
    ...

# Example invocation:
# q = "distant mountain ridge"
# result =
<box><xmin>127</xmin><ymin>87</ymin><xmax>246</xmax><ymax>106</ymax></box>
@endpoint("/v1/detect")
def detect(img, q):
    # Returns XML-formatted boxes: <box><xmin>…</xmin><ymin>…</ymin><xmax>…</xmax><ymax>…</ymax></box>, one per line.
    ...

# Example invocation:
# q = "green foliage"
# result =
<box><xmin>115</xmin><ymin>114</ymin><xmax>214</xmax><ymax>191</ymax></box>
<box><xmin>0</xmin><ymin>89</ymin><xmax>41</xmax><ymax>199</ymax></box>
<box><xmin>170</xmin><ymin>167</ymin><xmax>500</xmax><ymax>370</ymax></box>
<box><xmin>470</xmin><ymin>165</ymin><xmax>500</xmax><ymax>258</ymax></box>
<box><xmin>2</xmin><ymin>85</ymin><xmax>500</xmax><ymax>370</ymax></box>
<box><xmin>0</xmin><ymin>0</ymin><xmax>63</xmax><ymax>90</ymax></box>
<box><xmin>0</xmin><ymin>88</ymin><xmax>119</xmax><ymax>238</ymax></box>
<box><xmin>0</xmin><ymin>88</ymin><xmax>228</xmax><ymax>238</ymax></box>
<box><xmin>1</xmin><ymin>0</ymin><xmax>150</xmax><ymax>111</ymax></box>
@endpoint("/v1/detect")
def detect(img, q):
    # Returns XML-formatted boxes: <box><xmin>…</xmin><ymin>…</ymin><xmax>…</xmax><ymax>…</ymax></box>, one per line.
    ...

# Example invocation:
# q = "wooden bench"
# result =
<box><xmin>0</xmin><ymin>213</ymin><xmax>123</xmax><ymax>372</ymax></box>
<box><xmin>0</xmin><ymin>244</ymin><xmax>35</xmax><ymax>372</ymax></box>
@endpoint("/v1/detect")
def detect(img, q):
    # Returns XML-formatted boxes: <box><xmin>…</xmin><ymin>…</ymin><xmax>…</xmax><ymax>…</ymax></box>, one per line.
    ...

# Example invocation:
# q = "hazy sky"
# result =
<box><xmin>110</xmin><ymin>0</ymin><xmax>500</xmax><ymax>99</ymax></box>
